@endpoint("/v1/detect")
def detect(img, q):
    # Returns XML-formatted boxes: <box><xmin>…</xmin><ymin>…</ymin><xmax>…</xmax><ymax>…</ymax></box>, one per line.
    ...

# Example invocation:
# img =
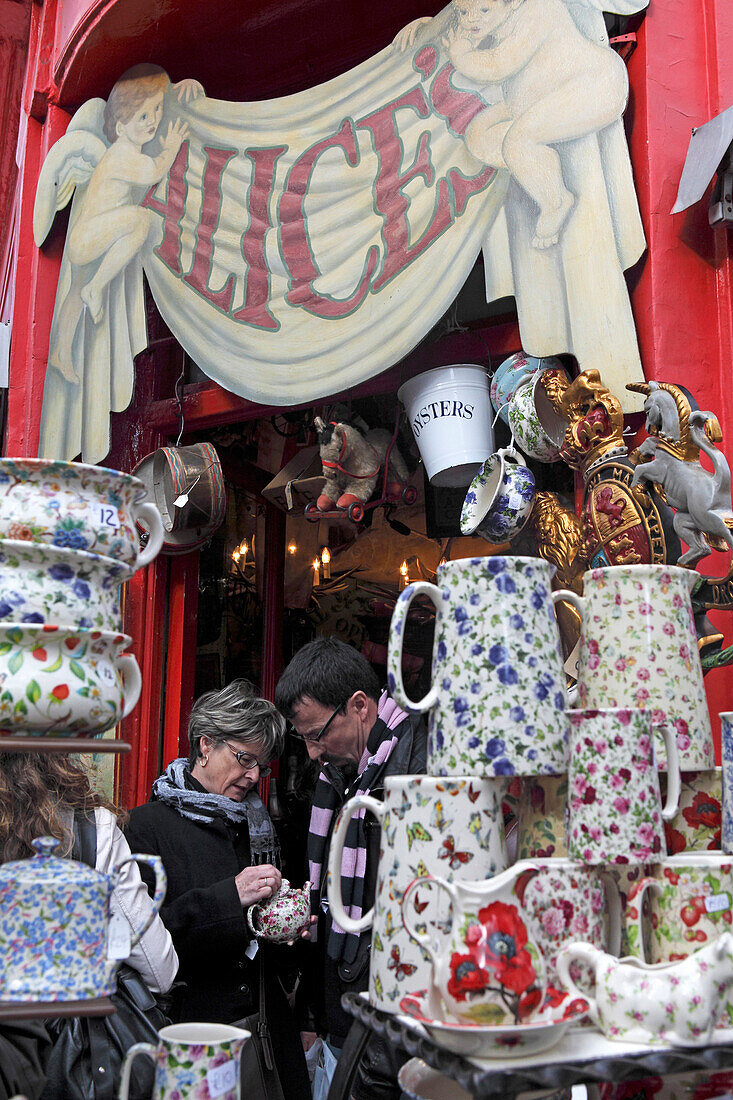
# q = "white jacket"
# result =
<box><xmin>84</xmin><ymin>807</ymin><xmax>179</xmax><ymax>994</ymax></box>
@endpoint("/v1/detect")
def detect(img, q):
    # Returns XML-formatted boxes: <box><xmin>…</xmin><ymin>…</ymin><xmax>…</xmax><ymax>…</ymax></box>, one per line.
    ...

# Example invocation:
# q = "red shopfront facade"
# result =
<box><xmin>3</xmin><ymin>0</ymin><xmax>732</xmax><ymax>808</ymax></box>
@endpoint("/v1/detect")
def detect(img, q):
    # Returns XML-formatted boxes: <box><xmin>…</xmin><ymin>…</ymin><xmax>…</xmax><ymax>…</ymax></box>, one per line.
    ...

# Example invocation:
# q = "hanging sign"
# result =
<box><xmin>34</xmin><ymin>0</ymin><xmax>648</xmax><ymax>464</ymax></box>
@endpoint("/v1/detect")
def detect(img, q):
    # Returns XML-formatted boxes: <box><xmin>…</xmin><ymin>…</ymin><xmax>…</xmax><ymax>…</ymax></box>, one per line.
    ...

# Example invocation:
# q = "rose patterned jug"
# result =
<box><xmin>555</xmin><ymin>565</ymin><xmax>713</xmax><ymax>771</ymax></box>
<box><xmin>246</xmin><ymin>879</ymin><xmax>312</xmax><ymax>943</ymax></box>
<box><xmin>0</xmin><ymin>836</ymin><xmax>166</xmax><ymax>1001</ymax></box>
<box><xmin>401</xmin><ymin>866</ymin><xmax>546</xmax><ymax>1025</ymax></box>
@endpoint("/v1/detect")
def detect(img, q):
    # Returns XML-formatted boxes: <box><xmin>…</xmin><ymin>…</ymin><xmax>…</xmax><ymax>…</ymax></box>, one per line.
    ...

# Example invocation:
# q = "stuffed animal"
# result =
<box><xmin>313</xmin><ymin>417</ymin><xmax>409</xmax><ymax>513</ymax></box>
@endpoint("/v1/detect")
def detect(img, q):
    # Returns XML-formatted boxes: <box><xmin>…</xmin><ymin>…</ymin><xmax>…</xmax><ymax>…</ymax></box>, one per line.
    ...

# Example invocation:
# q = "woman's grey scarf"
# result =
<box><xmin>152</xmin><ymin>757</ymin><xmax>280</xmax><ymax>866</ymax></box>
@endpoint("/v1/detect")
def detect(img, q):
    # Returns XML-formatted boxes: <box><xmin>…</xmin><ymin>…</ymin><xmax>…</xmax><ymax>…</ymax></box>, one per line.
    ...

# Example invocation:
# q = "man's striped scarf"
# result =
<box><xmin>308</xmin><ymin>692</ymin><xmax>409</xmax><ymax>963</ymax></box>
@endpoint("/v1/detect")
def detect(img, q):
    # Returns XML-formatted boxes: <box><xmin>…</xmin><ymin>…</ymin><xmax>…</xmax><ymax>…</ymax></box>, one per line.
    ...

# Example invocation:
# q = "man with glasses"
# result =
<box><xmin>275</xmin><ymin>637</ymin><xmax>427</xmax><ymax>1100</ymax></box>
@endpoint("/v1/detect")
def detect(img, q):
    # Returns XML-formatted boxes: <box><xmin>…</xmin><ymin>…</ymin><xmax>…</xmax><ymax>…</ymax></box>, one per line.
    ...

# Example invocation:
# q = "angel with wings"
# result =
<box><xmin>395</xmin><ymin>0</ymin><xmax>650</xmax><ymax>405</ymax></box>
<box><xmin>35</xmin><ymin>64</ymin><xmax>198</xmax><ymax>382</ymax></box>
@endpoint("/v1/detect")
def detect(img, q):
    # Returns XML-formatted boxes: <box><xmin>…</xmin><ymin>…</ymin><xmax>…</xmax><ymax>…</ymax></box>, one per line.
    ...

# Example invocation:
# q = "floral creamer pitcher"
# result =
<box><xmin>401</xmin><ymin>866</ymin><xmax>545</xmax><ymax>1025</ymax></box>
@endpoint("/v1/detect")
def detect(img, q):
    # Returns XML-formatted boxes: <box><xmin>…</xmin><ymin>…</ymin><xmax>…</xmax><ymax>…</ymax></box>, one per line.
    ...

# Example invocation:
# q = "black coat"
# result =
<box><xmin>124</xmin><ymin>800</ymin><xmax>311</xmax><ymax>1098</ymax></box>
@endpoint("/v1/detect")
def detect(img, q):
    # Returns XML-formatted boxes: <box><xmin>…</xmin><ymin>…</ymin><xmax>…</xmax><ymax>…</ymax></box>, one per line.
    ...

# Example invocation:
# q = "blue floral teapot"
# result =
<box><xmin>0</xmin><ymin>836</ymin><xmax>166</xmax><ymax>1002</ymax></box>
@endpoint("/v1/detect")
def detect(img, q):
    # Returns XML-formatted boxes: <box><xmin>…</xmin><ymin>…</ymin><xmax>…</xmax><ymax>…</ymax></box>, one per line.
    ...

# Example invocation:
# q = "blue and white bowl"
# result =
<box><xmin>461</xmin><ymin>447</ymin><xmax>536</xmax><ymax>544</ymax></box>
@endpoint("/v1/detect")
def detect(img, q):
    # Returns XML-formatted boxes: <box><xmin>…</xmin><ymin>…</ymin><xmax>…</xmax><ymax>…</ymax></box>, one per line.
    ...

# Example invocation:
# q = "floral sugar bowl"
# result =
<box><xmin>246</xmin><ymin>879</ymin><xmax>312</xmax><ymax>943</ymax></box>
<box><xmin>0</xmin><ymin>836</ymin><xmax>166</xmax><ymax>1002</ymax></box>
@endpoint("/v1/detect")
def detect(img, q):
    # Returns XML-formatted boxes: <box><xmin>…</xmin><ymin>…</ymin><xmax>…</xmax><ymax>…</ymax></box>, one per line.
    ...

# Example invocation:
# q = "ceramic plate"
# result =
<box><xmin>398</xmin><ymin>989</ymin><xmax>588</xmax><ymax>1058</ymax></box>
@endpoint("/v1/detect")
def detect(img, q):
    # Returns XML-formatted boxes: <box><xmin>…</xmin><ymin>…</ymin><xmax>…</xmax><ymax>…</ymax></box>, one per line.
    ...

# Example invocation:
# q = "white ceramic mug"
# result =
<box><xmin>0</xmin><ymin>457</ymin><xmax>164</xmax><ymax>569</ymax></box>
<box><xmin>555</xmin><ymin>565</ymin><xmax>713</xmax><ymax>771</ymax></box>
<box><xmin>120</xmin><ymin>1023</ymin><xmax>250</xmax><ymax>1100</ymax></box>
<box><xmin>388</xmin><ymin>556</ymin><xmax>570</xmax><ymax>778</ymax></box>
<box><xmin>328</xmin><ymin>775</ymin><xmax>508</xmax><ymax>1012</ymax></box>
<box><xmin>0</xmin><ymin>625</ymin><xmax>140</xmax><ymax>737</ymax></box>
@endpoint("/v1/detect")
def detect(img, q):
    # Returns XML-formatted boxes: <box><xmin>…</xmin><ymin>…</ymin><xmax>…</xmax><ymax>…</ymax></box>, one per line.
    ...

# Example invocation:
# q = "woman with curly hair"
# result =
<box><xmin>0</xmin><ymin>752</ymin><xmax>178</xmax><ymax>995</ymax></box>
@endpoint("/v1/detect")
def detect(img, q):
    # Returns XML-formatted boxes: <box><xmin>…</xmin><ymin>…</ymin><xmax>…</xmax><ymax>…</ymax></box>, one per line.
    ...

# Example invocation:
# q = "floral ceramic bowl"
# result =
<box><xmin>0</xmin><ymin>624</ymin><xmax>140</xmax><ymax>737</ymax></box>
<box><xmin>0</xmin><ymin>540</ymin><xmax>131</xmax><ymax>632</ymax></box>
<box><xmin>398</xmin><ymin>989</ymin><xmax>588</xmax><ymax>1058</ymax></box>
<box><xmin>507</xmin><ymin>367</ymin><xmax>569</xmax><ymax>463</ymax></box>
<box><xmin>461</xmin><ymin>447</ymin><xmax>535</xmax><ymax>544</ymax></box>
<box><xmin>0</xmin><ymin>458</ymin><xmax>164</xmax><ymax>569</ymax></box>
<box><xmin>490</xmin><ymin>354</ymin><xmax>564</xmax><ymax>426</ymax></box>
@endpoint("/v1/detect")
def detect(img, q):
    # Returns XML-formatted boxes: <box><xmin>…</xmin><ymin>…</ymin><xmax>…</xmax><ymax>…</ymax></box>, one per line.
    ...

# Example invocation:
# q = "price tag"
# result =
<box><xmin>107</xmin><ymin>912</ymin><xmax>131</xmax><ymax>960</ymax></box>
<box><xmin>206</xmin><ymin>1059</ymin><xmax>237</xmax><ymax>1098</ymax></box>
<box><xmin>98</xmin><ymin>664</ymin><xmax>116</xmax><ymax>685</ymax></box>
<box><xmin>245</xmin><ymin>938</ymin><xmax>259</xmax><ymax>960</ymax></box>
<box><xmin>98</xmin><ymin>505</ymin><xmax>120</xmax><ymax>529</ymax></box>
<box><xmin>563</xmin><ymin>639</ymin><xmax>581</xmax><ymax>681</ymax></box>
<box><xmin>705</xmin><ymin>892</ymin><xmax>731</xmax><ymax>914</ymax></box>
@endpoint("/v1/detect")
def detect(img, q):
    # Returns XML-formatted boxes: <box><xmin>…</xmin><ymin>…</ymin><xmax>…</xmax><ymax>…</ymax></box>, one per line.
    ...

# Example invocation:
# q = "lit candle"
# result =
<box><xmin>321</xmin><ymin>547</ymin><xmax>331</xmax><ymax>579</ymax></box>
<box><xmin>399</xmin><ymin>560</ymin><xmax>409</xmax><ymax>590</ymax></box>
<box><xmin>313</xmin><ymin>558</ymin><xmax>320</xmax><ymax>583</ymax></box>
<box><xmin>288</xmin><ymin>542</ymin><xmax>298</xmax><ymax>555</ymax></box>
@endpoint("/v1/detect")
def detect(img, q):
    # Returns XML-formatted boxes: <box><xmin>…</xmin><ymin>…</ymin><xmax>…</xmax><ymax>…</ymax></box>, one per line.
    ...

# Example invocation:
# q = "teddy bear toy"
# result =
<box><xmin>313</xmin><ymin>416</ymin><xmax>409</xmax><ymax>516</ymax></box>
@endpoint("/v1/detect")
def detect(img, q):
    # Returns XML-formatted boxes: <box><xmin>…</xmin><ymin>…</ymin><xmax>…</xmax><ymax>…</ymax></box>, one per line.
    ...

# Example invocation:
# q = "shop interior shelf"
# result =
<box><xmin>0</xmin><ymin>997</ymin><xmax>115</xmax><ymax>1020</ymax></box>
<box><xmin>0</xmin><ymin>737</ymin><xmax>131</xmax><ymax>753</ymax></box>
<box><xmin>342</xmin><ymin>993</ymin><xmax>733</xmax><ymax>1099</ymax></box>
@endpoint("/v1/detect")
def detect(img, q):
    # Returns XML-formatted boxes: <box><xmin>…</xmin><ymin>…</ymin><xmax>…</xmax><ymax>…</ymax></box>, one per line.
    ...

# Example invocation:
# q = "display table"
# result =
<box><xmin>339</xmin><ymin>993</ymin><xmax>733</xmax><ymax>1099</ymax></box>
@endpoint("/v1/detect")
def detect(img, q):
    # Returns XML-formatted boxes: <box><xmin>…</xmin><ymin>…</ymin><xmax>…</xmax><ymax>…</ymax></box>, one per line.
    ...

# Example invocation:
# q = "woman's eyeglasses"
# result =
<box><xmin>226</xmin><ymin>744</ymin><xmax>272</xmax><ymax>776</ymax></box>
<box><xmin>288</xmin><ymin>701</ymin><xmax>346</xmax><ymax>744</ymax></box>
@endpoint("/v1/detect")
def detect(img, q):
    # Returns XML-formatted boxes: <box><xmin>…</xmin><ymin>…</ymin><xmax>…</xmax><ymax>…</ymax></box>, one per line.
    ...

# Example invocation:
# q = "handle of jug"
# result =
<box><xmin>327</xmin><ymin>794</ymin><xmax>384</xmax><ymax>934</ymax></box>
<box><xmin>556</xmin><ymin>943</ymin><xmax>601</xmax><ymax>1026</ymax></box>
<box><xmin>388</xmin><ymin>582</ymin><xmax>442</xmax><ymax>712</ymax></box>
<box><xmin>401</xmin><ymin>874</ymin><xmax>455</xmax><ymax>966</ymax></box>
<box><xmin>119</xmin><ymin>1043</ymin><xmax>156</xmax><ymax>1100</ymax></box>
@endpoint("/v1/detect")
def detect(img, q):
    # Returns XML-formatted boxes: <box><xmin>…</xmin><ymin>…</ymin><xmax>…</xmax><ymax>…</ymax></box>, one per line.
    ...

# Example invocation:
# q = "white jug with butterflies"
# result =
<box><xmin>327</xmin><ymin>775</ymin><xmax>508</xmax><ymax>1013</ymax></box>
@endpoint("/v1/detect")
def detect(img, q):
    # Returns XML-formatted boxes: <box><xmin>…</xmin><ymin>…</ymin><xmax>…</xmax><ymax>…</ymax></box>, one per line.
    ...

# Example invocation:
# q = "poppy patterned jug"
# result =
<box><xmin>401</xmin><ymin>865</ymin><xmax>546</xmax><ymax>1025</ymax></box>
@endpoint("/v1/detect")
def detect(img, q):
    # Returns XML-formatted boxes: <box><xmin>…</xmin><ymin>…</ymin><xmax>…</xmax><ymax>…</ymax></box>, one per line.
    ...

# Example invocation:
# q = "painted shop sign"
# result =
<box><xmin>34</xmin><ymin>0</ymin><xmax>648</xmax><ymax>464</ymax></box>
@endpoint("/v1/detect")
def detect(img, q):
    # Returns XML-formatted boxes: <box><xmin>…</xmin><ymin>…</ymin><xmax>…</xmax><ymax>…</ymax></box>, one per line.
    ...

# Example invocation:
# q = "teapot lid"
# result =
<box><xmin>0</xmin><ymin>835</ymin><xmax>109</xmax><ymax>891</ymax></box>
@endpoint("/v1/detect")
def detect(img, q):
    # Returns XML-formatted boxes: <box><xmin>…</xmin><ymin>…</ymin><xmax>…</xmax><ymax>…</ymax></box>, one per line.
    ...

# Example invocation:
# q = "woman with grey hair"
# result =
<box><xmin>125</xmin><ymin>679</ymin><xmax>311</xmax><ymax>1097</ymax></box>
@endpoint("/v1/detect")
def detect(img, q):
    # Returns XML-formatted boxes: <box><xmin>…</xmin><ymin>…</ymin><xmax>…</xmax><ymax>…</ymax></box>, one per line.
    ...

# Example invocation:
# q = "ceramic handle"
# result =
<box><xmin>112</xmin><ymin>854</ymin><xmax>167</xmax><ymax>948</ymax></box>
<box><xmin>246</xmin><ymin>905</ymin><xmax>262</xmax><ymax>937</ymax></box>
<box><xmin>388</xmin><ymin>582</ymin><xmax>442</xmax><ymax>712</ymax></box>
<box><xmin>555</xmin><ymin>943</ymin><xmax>600</xmax><ymax>1026</ymax></box>
<box><xmin>327</xmin><ymin>794</ymin><xmax>384</xmax><ymax>934</ymax></box>
<box><xmin>624</xmin><ymin>877</ymin><xmax>659</xmax><ymax>964</ymax></box>
<box><xmin>551</xmin><ymin>588</ymin><xmax>585</xmax><ymax>619</ymax></box>
<box><xmin>134</xmin><ymin>502</ymin><xmax>165</xmax><ymax>568</ymax></box>
<box><xmin>401</xmin><ymin>874</ymin><xmax>454</xmax><ymax>966</ymax></box>
<box><xmin>119</xmin><ymin>1042</ymin><xmax>156</xmax><ymax>1100</ymax></box>
<box><xmin>499</xmin><ymin>444</ymin><xmax>527</xmax><ymax>466</ymax></box>
<box><xmin>117</xmin><ymin>654</ymin><xmax>142</xmax><ymax>719</ymax></box>
<box><xmin>599</xmin><ymin>871</ymin><xmax>623</xmax><ymax>957</ymax></box>
<box><xmin>660</xmin><ymin>723</ymin><xmax>681</xmax><ymax>821</ymax></box>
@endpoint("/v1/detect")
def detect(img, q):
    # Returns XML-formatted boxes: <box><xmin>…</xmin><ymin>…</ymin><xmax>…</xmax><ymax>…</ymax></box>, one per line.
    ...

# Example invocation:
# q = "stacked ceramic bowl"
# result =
<box><xmin>490</xmin><ymin>352</ymin><xmax>570</xmax><ymax>463</ymax></box>
<box><xmin>0</xmin><ymin>458</ymin><xmax>164</xmax><ymax>740</ymax></box>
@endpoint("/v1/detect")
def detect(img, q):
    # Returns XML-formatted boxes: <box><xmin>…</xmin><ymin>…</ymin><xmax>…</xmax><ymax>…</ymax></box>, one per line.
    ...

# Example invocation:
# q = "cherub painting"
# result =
<box><xmin>33</xmin><ymin>65</ymin><xmax>202</xmax><ymax>461</ymax></box>
<box><xmin>396</xmin><ymin>0</ymin><xmax>650</xmax><ymax>405</ymax></box>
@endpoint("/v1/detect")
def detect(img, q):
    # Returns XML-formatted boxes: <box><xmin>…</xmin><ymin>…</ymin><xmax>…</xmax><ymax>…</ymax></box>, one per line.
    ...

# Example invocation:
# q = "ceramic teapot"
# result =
<box><xmin>557</xmin><ymin>934</ymin><xmax>733</xmax><ymax>1046</ymax></box>
<box><xmin>0</xmin><ymin>836</ymin><xmax>166</xmax><ymax>1002</ymax></box>
<box><xmin>246</xmin><ymin>879</ymin><xmax>312</xmax><ymax>943</ymax></box>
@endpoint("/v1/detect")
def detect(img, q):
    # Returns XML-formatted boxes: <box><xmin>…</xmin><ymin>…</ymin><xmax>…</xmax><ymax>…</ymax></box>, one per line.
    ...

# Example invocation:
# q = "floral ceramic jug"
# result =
<box><xmin>0</xmin><ymin>836</ymin><xmax>166</xmax><ymax>1002</ymax></box>
<box><xmin>246</xmin><ymin>879</ymin><xmax>312</xmax><ymax>943</ymax></box>
<box><xmin>388</xmin><ymin>556</ymin><xmax>570</xmax><ymax>777</ymax></box>
<box><xmin>401</xmin><ymin>866</ymin><xmax>546</xmax><ymax>1025</ymax></box>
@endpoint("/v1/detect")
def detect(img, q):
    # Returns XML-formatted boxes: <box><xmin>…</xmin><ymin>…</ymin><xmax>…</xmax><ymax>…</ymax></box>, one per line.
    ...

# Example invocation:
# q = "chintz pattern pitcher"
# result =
<box><xmin>388</xmin><ymin>557</ymin><xmax>569</xmax><ymax>777</ymax></box>
<box><xmin>555</xmin><ymin>565</ymin><xmax>713</xmax><ymax>770</ymax></box>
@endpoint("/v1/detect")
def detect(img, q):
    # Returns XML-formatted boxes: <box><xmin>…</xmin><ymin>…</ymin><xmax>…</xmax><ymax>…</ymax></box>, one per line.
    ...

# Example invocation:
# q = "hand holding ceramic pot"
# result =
<box><xmin>567</xmin><ymin>708</ymin><xmax>680</xmax><ymax>865</ymax></box>
<box><xmin>0</xmin><ymin>458</ymin><xmax>164</xmax><ymax>569</ymax></box>
<box><xmin>246</xmin><ymin>879</ymin><xmax>312</xmax><ymax>943</ymax></box>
